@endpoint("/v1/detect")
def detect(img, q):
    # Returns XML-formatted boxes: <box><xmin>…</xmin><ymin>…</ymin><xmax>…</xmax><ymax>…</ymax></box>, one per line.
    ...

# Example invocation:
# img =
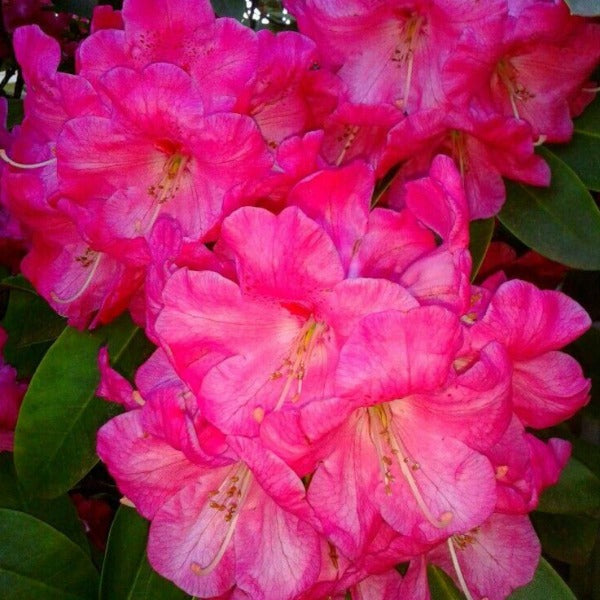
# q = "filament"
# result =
<box><xmin>0</xmin><ymin>148</ymin><xmax>56</xmax><ymax>169</ymax></box>
<box><xmin>51</xmin><ymin>252</ymin><xmax>102</xmax><ymax>304</ymax></box>
<box><xmin>192</xmin><ymin>467</ymin><xmax>252</xmax><ymax>576</ymax></box>
<box><xmin>447</xmin><ymin>537</ymin><xmax>476</xmax><ymax>600</ymax></box>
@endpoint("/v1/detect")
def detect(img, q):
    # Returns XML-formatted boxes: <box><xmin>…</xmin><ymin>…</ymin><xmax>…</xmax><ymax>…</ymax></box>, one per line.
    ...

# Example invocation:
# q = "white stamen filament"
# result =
<box><xmin>0</xmin><ymin>148</ymin><xmax>56</xmax><ymax>169</ymax></box>
<box><xmin>371</xmin><ymin>405</ymin><xmax>453</xmax><ymax>529</ymax></box>
<box><xmin>582</xmin><ymin>86</ymin><xmax>600</xmax><ymax>93</ymax></box>
<box><xmin>393</xmin><ymin>15</ymin><xmax>424</xmax><ymax>113</ymax></box>
<box><xmin>193</xmin><ymin>467</ymin><xmax>252</xmax><ymax>576</ymax></box>
<box><xmin>274</xmin><ymin>318</ymin><xmax>323</xmax><ymax>411</ymax></box>
<box><xmin>447</xmin><ymin>537</ymin><xmax>476</xmax><ymax>600</ymax></box>
<box><xmin>335</xmin><ymin>125</ymin><xmax>359</xmax><ymax>166</ymax></box>
<box><xmin>51</xmin><ymin>252</ymin><xmax>102</xmax><ymax>304</ymax></box>
<box><xmin>533</xmin><ymin>134</ymin><xmax>547</xmax><ymax>146</ymax></box>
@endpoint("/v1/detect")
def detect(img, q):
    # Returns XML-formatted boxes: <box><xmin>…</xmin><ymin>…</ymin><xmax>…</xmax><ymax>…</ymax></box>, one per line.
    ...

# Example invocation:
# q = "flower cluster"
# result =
<box><xmin>1</xmin><ymin>0</ymin><xmax>597</xmax><ymax>598</ymax></box>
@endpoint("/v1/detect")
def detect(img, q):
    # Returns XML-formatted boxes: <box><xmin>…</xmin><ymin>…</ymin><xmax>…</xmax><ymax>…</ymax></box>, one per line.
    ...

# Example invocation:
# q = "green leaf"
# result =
<box><xmin>566</xmin><ymin>327</ymin><xmax>600</xmax><ymax>419</ymax></box>
<box><xmin>537</xmin><ymin>457</ymin><xmax>600</xmax><ymax>516</ymax></box>
<box><xmin>469</xmin><ymin>218</ymin><xmax>494</xmax><ymax>280</ymax></box>
<box><xmin>53</xmin><ymin>0</ymin><xmax>98</xmax><ymax>18</ymax></box>
<box><xmin>1</xmin><ymin>276</ymin><xmax>66</xmax><ymax>379</ymax></box>
<box><xmin>499</xmin><ymin>147</ymin><xmax>600</xmax><ymax>269</ymax></box>
<box><xmin>211</xmin><ymin>0</ymin><xmax>245</xmax><ymax>19</ymax></box>
<box><xmin>0</xmin><ymin>508</ymin><xmax>98</xmax><ymax>600</ymax></box>
<box><xmin>6</xmin><ymin>98</ymin><xmax>24</xmax><ymax>129</ymax></box>
<box><xmin>0</xmin><ymin>454</ymin><xmax>88</xmax><ymax>553</ymax></box>
<box><xmin>428</xmin><ymin>565</ymin><xmax>464</xmax><ymax>599</ymax></box>
<box><xmin>564</xmin><ymin>0</ymin><xmax>600</xmax><ymax>16</ymax></box>
<box><xmin>548</xmin><ymin>94</ymin><xmax>600</xmax><ymax>192</ymax></box>
<box><xmin>100</xmin><ymin>506</ymin><xmax>190</xmax><ymax>600</ymax></box>
<box><xmin>532</xmin><ymin>512</ymin><xmax>599</xmax><ymax>565</ymax></box>
<box><xmin>14</xmin><ymin>313</ymin><xmax>154</xmax><ymax>498</ymax></box>
<box><xmin>509</xmin><ymin>558</ymin><xmax>576</xmax><ymax>599</ymax></box>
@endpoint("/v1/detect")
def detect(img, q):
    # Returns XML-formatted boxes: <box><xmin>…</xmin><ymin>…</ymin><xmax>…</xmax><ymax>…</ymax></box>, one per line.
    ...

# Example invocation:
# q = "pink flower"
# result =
<box><xmin>470</xmin><ymin>280</ymin><xmax>591</xmax><ymax>428</ymax></box>
<box><xmin>97</xmin><ymin>350</ymin><xmax>322</xmax><ymax>599</ymax></box>
<box><xmin>57</xmin><ymin>62</ymin><xmax>272</xmax><ymax>252</ymax></box>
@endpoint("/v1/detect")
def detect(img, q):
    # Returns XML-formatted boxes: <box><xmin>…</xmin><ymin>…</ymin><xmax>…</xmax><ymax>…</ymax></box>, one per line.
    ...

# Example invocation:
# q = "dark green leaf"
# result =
<box><xmin>508</xmin><ymin>558</ymin><xmax>576</xmax><ymax>599</ymax></box>
<box><xmin>0</xmin><ymin>454</ymin><xmax>88</xmax><ymax>553</ymax></box>
<box><xmin>211</xmin><ymin>0</ymin><xmax>245</xmax><ymax>19</ymax></box>
<box><xmin>499</xmin><ymin>147</ymin><xmax>600</xmax><ymax>269</ymax></box>
<box><xmin>537</xmin><ymin>457</ymin><xmax>600</xmax><ymax>516</ymax></box>
<box><xmin>14</xmin><ymin>314</ymin><xmax>154</xmax><ymax>498</ymax></box>
<box><xmin>100</xmin><ymin>506</ymin><xmax>190</xmax><ymax>600</ymax></box>
<box><xmin>428</xmin><ymin>565</ymin><xmax>464</xmax><ymax>599</ymax></box>
<box><xmin>6</xmin><ymin>98</ymin><xmax>24</xmax><ymax>129</ymax></box>
<box><xmin>469</xmin><ymin>218</ymin><xmax>494</xmax><ymax>280</ymax></box>
<box><xmin>52</xmin><ymin>0</ymin><xmax>98</xmax><ymax>18</ymax></box>
<box><xmin>532</xmin><ymin>512</ymin><xmax>600</xmax><ymax>565</ymax></box>
<box><xmin>0</xmin><ymin>508</ymin><xmax>98</xmax><ymax>600</ymax></box>
<box><xmin>564</xmin><ymin>0</ymin><xmax>600</xmax><ymax>16</ymax></box>
<box><xmin>572</xmin><ymin>437</ymin><xmax>600</xmax><ymax>480</ymax></box>
<box><xmin>1</xmin><ymin>276</ymin><xmax>66</xmax><ymax>379</ymax></box>
<box><xmin>566</xmin><ymin>327</ymin><xmax>600</xmax><ymax>418</ymax></box>
<box><xmin>549</xmin><ymin>95</ymin><xmax>600</xmax><ymax>191</ymax></box>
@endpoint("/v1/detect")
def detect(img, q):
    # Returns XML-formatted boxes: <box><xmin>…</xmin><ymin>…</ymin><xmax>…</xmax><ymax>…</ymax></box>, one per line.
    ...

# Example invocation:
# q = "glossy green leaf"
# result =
<box><xmin>509</xmin><ymin>558</ymin><xmax>576</xmax><ymax>600</ymax></box>
<box><xmin>0</xmin><ymin>508</ymin><xmax>98</xmax><ymax>600</ymax></box>
<box><xmin>500</xmin><ymin>148</ymin><xmax>600</xmax><ymax>269</ymax></box>
<box><xmin>6</xmin><ymin>98</ymin><xmax>24</xmax><ymax>129</ymax></box>
<box><xmin>211</xmin><ymin>0</ymin><xmax>245</xmax><ymax>19</ymax></box>
<box><xmin>564</xmin><ymin>0</ymin><xmax>600</xmax><ymax>16</ymax></box>
<box><xmin>428</xmin><ymin>565</ymin><xmax>464</xmax><ymax>599</ymax></box>
<box><xmin>532</xmin><ymin>512</ymin><xmax>599</xmax><ymax>565</ymax></box>
<box><xmin>100</xmin><ymin>506</ymin><xmax>190</xmax><ymax>600</ymax></box>
<box><xmin>566</xmin><ymin>327</ymin><xmax>600</xmax><ymax>419</ymax></box>
<box><xmin>469</xmin><ymin>218</ymin><xmax>494</xmax><ymax>280</ymax></box>
<box><xmin>0</xmin><ymin>454</ymin><xmax>88</xmax><ymax>553</ymax></box>
<box><xmin>53</xmin><ymin>0</ymin><xmax>98</xmax><ymax>17</ymax></box>
<box><xmin>537</xmin><ymin>457</ymin><xmax>600</xmax><ymax>516</ymax></box>
<box><xmin>549</xmin><ymin>95</ymin><xmax>600</xmax><ymax>191</ymax></box>
<box><xmin>1</xmin><ymin>275</ymin><xmax>66</xmax><ymax>379</ymax></box>
<box><xmin>14</xmin><ymin>314</ymin><xmax>154</xmax><ymax>498</ymax></box>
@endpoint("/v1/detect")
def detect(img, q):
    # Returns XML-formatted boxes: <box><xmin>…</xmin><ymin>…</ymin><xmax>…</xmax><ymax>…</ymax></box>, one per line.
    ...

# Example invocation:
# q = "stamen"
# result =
<box><xmin>450</xmin><ymin>131</ymin><xmax>467</xmax><ymax>179</ymax></box>
<box><xmin>582</xmin><ymin>86</ymin><xmax>600</xmax><ymax>93</ymax></box>
<box><xmin>274</xmin><ymin>317</ymin><xmax>325</xmax><ymax>410</ymax></box>
<box><xmin>335</xmin><ymin>125</ymin><xmax>360</xmax><ymax>166</ymax></box>
<box><xmin>533</xmin><ymin>135</ymin><xmax>547</xmax><ymax>146</ymax></box>
<box><xmin>393</xmin><ymin>15</ymin><xmax>424</xmax><ymax>113</ymax></box>
<box><xmin>447</xmin><ymin>537</ymin><xmax>476</xmax><ymax>600</ymax></box>
<box><xmin>0</xmin><ymin>148</ymin><xmax>56</xmax><ymax>170</ymax></box>
<box><xmin>51</xmin><ymin>251</ymin><xmax>102</xmax><ymax>304</ymax></box>
<box><xmin>192</xmin><ymin>466</ymin><xmax>252</xmax><ymax>576</ymax></box>
<box><xmin>370</xmin><ymin>405</ymin><xmax>453</xmax><ymax>529</ymax></box>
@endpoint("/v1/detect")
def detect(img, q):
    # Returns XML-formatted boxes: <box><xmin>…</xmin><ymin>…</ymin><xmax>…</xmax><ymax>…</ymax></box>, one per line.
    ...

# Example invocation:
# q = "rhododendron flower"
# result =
<box><xmin>443</xmin><ymin>0</ymin><xmax>600</xmax><ymax>142</ymax></box>
<box><xmin>97</xmin><ymin>349</ymin><xmax>322</xmax><ymax>598</ymax></box>
<box><xmin>470</xmin><ymin>280</ymin><xmax>591</xmax><ymax>428</ymax></box>
<box><xmin>401</xmin><ymin>513</ymin><xmax>541</xmax><ymax>600</ymax></box>
<box><xmin>58</xmin><ymin>62</ymin><xmax>272</xmax><ymax>251</ymax></box>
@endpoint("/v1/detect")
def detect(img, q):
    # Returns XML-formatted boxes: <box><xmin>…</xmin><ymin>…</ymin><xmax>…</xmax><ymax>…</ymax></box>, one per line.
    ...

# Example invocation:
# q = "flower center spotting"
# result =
<box><xmin>367</xmin><ymin>403</ymin><xmax>453</xmax><ymax>528</ymax></box>
<box><xmin>392</xmin><ymin>13</ymin><xmax>425</xmax><ymax>113</ymax></box>
<box><xmin>190</xmin><ymin>464</ymin><xmax>253</xmax><ymax>577</ymax></box>
<box><xmin>495</xmin><ymin>58</ymin><xmax>535</xmax><ymax>120</ymax></box>
<box><xmin>271</xmin><ymin>314</ymin><xmax>328</xmax><ymax>412</ymax></box>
